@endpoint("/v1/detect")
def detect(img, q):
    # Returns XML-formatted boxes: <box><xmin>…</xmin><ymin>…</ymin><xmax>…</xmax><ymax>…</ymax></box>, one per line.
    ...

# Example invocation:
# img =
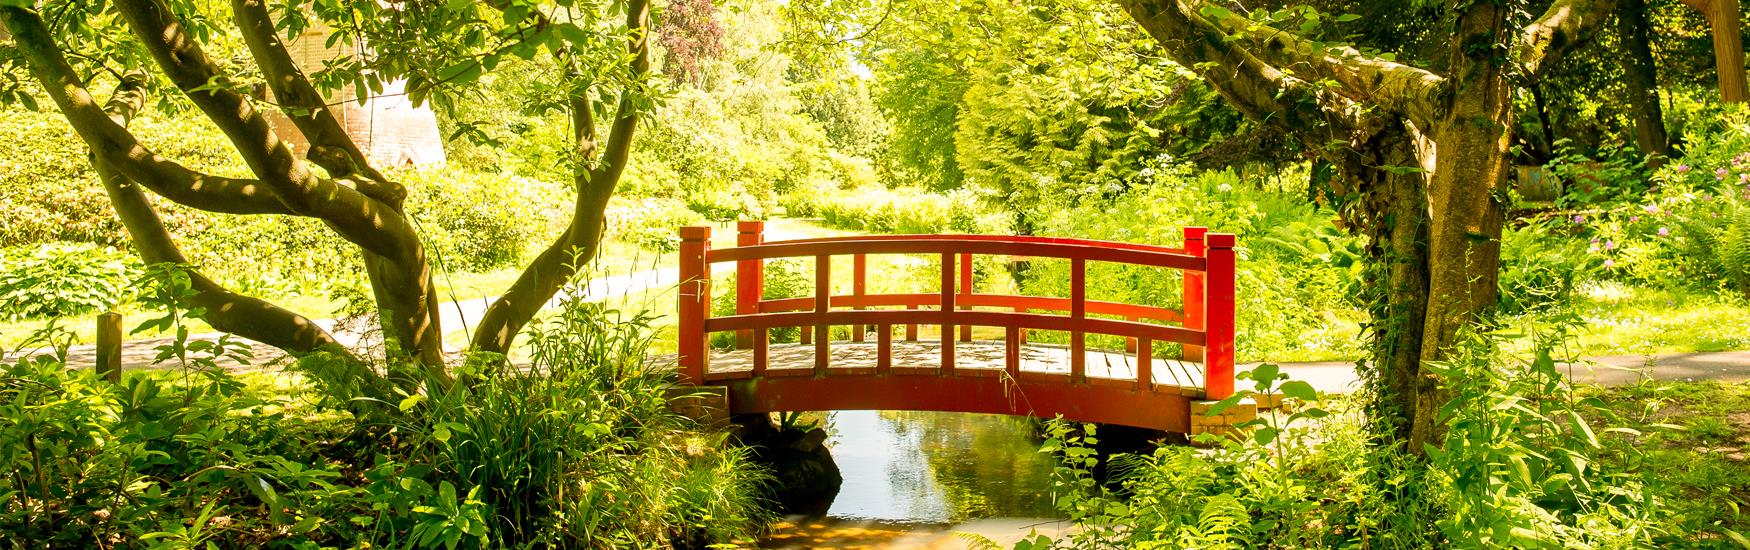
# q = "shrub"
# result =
<box><xmin>606</xmin><ymin>197</ymin><xmax>709</xmax><ymax>252</ymax></box>
<box><xmin>401</xmin><ymin>167</ymin><xmax>562</xmax><ymax>271</ymax></box>
<box><xmin>0</xmin><ymin>287</ymin><xmax>770</xmax><ymax>546</ymax></box>
<box><xmin>0</xmin><ymin>243</ymin><xmax>139</xmax><ymax>321</ymax></box>
<box><xmin>711</xmin><ymin>258</ymin><xmax>811</xmax><ymax>348</ymax></box>
<box><xmin>1005</xmin><ymin>322</ymin><xmax>1669</xmax><ymax>549</ymax></box>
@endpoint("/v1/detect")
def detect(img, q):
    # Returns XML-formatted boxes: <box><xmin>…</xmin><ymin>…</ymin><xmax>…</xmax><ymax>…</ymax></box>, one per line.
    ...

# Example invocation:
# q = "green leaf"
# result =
<box><xmin>1277</xmin><ymin>380</ymin><xmax>1317</xmax><ymax>402</ymax></box>
<box><xmin>1252</xmin><ymin>426</ymin><xmax>1279</xmax><ymax>445</ymax></box>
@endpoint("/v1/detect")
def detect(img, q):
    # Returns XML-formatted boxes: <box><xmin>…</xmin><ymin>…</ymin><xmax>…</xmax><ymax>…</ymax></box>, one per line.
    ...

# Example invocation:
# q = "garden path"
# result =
<box><xmin>29</xmin><ymin>220</ymin><xmax>839</xmax><ymax>373</ymax></box>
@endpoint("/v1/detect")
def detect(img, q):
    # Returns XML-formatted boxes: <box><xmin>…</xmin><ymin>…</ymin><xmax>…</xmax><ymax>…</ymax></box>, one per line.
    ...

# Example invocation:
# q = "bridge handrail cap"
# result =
<box><xmin>681</xmin><ymin>226</ymin><xmax>712</xmax><ymax>240</ymax></box>
<box><xmin>737</xmin><ymin>220</ymin><xmax>765</xmax><ymax>231</ymax></box>
<box><xmin>1206</xmin><ymin>233</ymin><xmax>1237</xmax><ymax>248</ymax></box>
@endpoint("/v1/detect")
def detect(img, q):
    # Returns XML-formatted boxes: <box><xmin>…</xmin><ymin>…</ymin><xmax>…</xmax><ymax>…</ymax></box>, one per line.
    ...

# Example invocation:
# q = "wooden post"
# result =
<box><xmin>1182</xmin><ymin>227</ymin><xmax>1207</xmax><ymax>362</ymax></box>
<box><xmin>1204</xmin><ymin>233</ymin><xmax>1237</xmax><ymax>400</ymax></box>
<box><xmin>1137</xmin><ymin>338</ymin><xmax>1153</xmax><ymax>390</ymax></box>
<box><xmin>1070</xmin><ymin>258</ymin><xmax>1086</xmax><ymax>384</ymax></box>
<box><xmin>958</xmin><ymin>252</ymin><xmax>973</xmax><ymax>342</ymax></box>
<box><xmin>906</xmin><ymin>303</ymin><xmax>919</xmax><ymax>341</ymax></box>
<box><xmin>735</xmin><ymin>221</ymin><xmax>764</xmax><ymax>350</ymax></box>
<box><xmin>678</xmin><ymin>226</ymin><xmax>711</xmax><ymax>385</ymax></box>
<box><xmin>940</xmin><ymin>252</ymin><xmax>955</xmax><ymax>374</ymax></box>
<box><xmin>853</xmin><ymin>253</ymin><xmax>867</xmax><ymax>342</ymax></box>
<box><xmin>95</xmin><ymin>312</ymin><xmax>122</xmax><ymax>383</ymax></box>
<box><xmin>815</xmin><ymin>254</ymin><xmax>831</xmax><ymax>374</ymax></box>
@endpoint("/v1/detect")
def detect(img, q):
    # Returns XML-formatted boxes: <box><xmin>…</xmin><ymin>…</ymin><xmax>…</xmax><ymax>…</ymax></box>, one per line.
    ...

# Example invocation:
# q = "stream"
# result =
<box><xmin>760</xmin><ymin>410</ymin><xmax>1073</xmax><ymax>548</ymax></box>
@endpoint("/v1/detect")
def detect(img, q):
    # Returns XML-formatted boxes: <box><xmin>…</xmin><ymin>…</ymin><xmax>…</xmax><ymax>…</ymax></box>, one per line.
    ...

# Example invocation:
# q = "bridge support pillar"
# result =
<box><xmin>665</xmin><ymin>386</ymin><xmax>730</xmax><ymax>430</ymax></box>
<box><xmin>1189</xmin><ymin>398</ymin><xmax>1258</xmax><ymax>439</ymax></box>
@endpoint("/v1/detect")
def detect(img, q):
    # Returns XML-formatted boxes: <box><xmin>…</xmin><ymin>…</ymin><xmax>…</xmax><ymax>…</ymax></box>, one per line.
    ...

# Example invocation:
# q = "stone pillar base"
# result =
<box><xmin>1189</xmin><ymin>398</ymin><xmax>1259</xmax><ymax>439</ymax></box>
<box><xmin>665</xmin><ymin>385</ymin><xmax>730</xmax><ymax>430</ymax></box>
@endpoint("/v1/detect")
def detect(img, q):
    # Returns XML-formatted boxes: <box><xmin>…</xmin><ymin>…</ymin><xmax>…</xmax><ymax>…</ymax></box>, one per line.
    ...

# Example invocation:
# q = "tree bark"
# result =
<box><xmin>1619</xmin><ymin>0</ymin><xmax>1671</xmax><ymax>160</ymax></box>
<box><xmin>1712</xmin><ymin>0</ymin><xmax>1747</xmax><ymax>103</ymax></box>
<box><xmin>3</xmin><ymin>2</ymin><xmax>447</xmax><ymax>379</ymax></box>
<box><xmin>93</xmin><ymin>74</ymin><xmax>348</xmax><ymax>358</ymax></box>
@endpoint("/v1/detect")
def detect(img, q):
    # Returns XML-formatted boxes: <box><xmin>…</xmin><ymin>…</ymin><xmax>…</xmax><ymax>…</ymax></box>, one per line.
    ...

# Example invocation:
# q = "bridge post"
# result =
<box><xmin>1182</xmin><ymin>227</ymin><xmax>1207</xmax><ymax>362</ymax></box>
<box><xmin>678</xmin><ymin>226</ymin><xmax>711</xmax><ymax>385</ymax></box>
<box><xmin>736</xmin><ymin>221</ymin><xmax>764</xmax><ymax>350</ymax></box>
<box><xmin>958</xmin><ymin>253</ymin><xmax>973</xmax><ymax>342</ymax></box>
<box><xmin>1203</xmin><ymin>233</ymin><xmax>1237</xmax><ymax>400</ymax></box>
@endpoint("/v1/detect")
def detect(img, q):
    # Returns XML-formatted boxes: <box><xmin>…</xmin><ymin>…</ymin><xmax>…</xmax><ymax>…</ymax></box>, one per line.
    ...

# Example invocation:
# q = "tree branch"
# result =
<box><xmin>1205</xmin><ymin>9</ymin><xmax>1446</xmax><ymax>130</ymax></box>
<box><xmin>1115</xmin><ymin>0</ymin><xmax>1353</xmax><ymax>142</ymax></box>
<box><xmin>472</xmin><ymin>0</ymin><xmax>651</xmax><ymax>353</ymax></box>
<box><xmin>231</xmin><ymin>0</ymin><xmax>404</xmax><ymax>204</ymax></box>
<box><xmin>1517</xmin><ymin>0</ymin><xmax>1619</xmax><ymax>80</ymax></box>
<box><xmin>0</xmin><ymin>7</ymin><xmax>292</xmax><ymax>216</ymax></box>
<box><xmin>111</xmin><ymin>0</ymin><xmax>426</xmax><ymax>262</ymax></box>
<box><xmin>95</xmin><ymin>75</ymin><xmax>347</xmax><ymax>356</ymax></box>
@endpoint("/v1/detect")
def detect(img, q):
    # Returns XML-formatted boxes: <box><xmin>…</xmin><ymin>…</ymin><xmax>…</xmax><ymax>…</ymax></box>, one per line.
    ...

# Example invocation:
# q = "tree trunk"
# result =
<box><xmin>1620</xmin><ymin>0</ymin><xmax>1671</xmax><ymax>159</ymax></box>
<box><xmin>1712</xmin><ymin>0</ymin><xmax>1748</xmax><ymax>103</ymax></box>
<box><xmin>1410</xmin><ymin>2</ymin><xmax>1514</xmax><ymax>449</ymax></box>
<box><xmin>1339</xmin><ymin>120</ymin><xmax>1433</xmax><ymax>442</ymax></box>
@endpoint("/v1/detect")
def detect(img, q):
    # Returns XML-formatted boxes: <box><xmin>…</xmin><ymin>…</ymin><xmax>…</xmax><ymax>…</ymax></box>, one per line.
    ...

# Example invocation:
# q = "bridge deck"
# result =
<box><xmin>706</xmin><ymin>340</ymin><xmax>1207</xmax><ymax>389</ymax></box>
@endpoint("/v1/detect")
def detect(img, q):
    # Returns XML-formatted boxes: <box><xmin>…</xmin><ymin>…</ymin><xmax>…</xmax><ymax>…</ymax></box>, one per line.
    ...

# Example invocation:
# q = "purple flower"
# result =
<box><xmin>1644</xmin><ymin>203</ymin><xmax>1661</xmax><ymax>214</ymax></box>
<box><xmin>1630</xmin><ymin>215</ymin><xmax>1642</xmax><ymax>222</ymax></box>
<box><xmin>1605</xmin><ymin>240</ymin><xmax>1617</xmax><ymax>250</ymax></box>
<box><xmin>1658</xmin><ymin>227</ymin><xmax>1670</xmax><ymax>237</ymax></box>
<box><xmin>1590</xmin><ymin>237</ymin><xmax>1599</xmax><ymax>244</ymax></box>
<box><xmin>1677</xmin><ymin>164</ymin><xmax>1692</xmax><ymax>174</ymax></box>
<box><xmin>1603</xmin><ymin>259</ymin><xmax>1616</xmax><ymax>268</ymax></box>
<box><xmin>1741</xmin><ymin>173</ymin><xmax>1749</xmax><ymax>183</ymax></box>
<box><xmin>1717</xmin><ymin>168</ymin><xmax>1730</xmax><ymax>180</ymax></box>
<box><xmin>1574</xmin><ymin>214</ymin><xmax>1587</xmax><ymax>224</ymax></box>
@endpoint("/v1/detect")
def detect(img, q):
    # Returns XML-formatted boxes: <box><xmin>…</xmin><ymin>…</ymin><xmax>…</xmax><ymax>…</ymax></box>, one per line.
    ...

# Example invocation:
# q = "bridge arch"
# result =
<box><xmin>675</xmin><ymin>221</ymin><xmax>1237</xmax><ymax>432</ymax></box>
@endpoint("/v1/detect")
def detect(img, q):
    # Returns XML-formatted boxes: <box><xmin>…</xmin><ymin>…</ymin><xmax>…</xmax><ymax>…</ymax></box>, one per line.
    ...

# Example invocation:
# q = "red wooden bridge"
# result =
<box><xmin>675</xmin><ymin>222</ymin><xmax>1236</xmax><ymax>432</ymax></box>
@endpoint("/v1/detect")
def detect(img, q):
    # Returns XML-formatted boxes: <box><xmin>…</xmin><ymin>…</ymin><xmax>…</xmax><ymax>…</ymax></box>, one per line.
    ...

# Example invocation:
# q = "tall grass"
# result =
<box><xmin>397</xmin><ymin>298</ymin><xmax>772</xmax><ymax>547</ymax></box>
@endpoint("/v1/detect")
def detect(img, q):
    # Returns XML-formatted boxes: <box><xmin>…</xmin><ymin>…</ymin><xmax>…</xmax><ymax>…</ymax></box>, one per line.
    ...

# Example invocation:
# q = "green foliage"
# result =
<box><xmin>1425</xmin><ymin>324</ymin><xmax>1664</xmax><ymax>547</ymax></box>
<box><xmin>0</xmin><ymin>285</ymin><xmax>769</xmax><ymax>546</ymax></box>
<box><xmin>605</xmin><ymin>197</ymin><xmax>708</xmax><ymax>253</ymax></box>
<box><xmin>1022</xmin><ymin>165</ymin><xmax>1363</xmax><ymax>362</ymax></box>
<box><xmin>711</xmin><ymin>258</ymin><xmax>811</xmax><ymax>348</ymax></box>
<box><xmin>1496</xmin><ymin>221</ymin><xmax>1598</xmax><ymax>314</ymax></box>
<box><xmin>0</xmin><ymin>243</ymin><xmax>140</xmax><ymax>321</ymax></box>
<box><xmin>401</xmin><ymin>167</ymin><xmax>561</xmax><ymax>272</ymax></box>
<box><xmin>1015</xmin><ymin>322</ymin><xmax>1672</xmax><ymax>548</ymax></box>
<box><xmin>783</xmin><ymin>185</ymin><xmax>1002</xmax><ymax>234</ymax></box>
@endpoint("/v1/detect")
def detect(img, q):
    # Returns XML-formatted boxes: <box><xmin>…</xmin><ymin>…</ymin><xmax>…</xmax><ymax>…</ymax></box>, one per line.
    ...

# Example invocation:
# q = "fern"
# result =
<box><xmin>1720</xmin><ymin>204</ymin><xmax>1750</xmax><ymax>294</ymax></box>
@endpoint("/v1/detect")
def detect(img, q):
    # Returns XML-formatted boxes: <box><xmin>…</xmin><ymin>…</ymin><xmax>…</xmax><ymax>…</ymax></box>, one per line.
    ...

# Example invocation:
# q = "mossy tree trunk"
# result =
<box><xmin>1116</xmin><ymin>0</ymin><xmax>1613</xmax><ymax>451</ymax></box>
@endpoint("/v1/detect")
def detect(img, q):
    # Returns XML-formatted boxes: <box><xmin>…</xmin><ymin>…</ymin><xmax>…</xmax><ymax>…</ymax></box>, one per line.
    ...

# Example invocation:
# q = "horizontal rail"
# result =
<box><xmin>707</xmin><ymin>238</ymin><xmax>1206</xmax><ymax>272</ymax></box>
<box><xmin>756</xmin><ymin>293</ymin><xmax>1183</xmax><ymax>323</ymax></box>
<box><xmin>775</xmin><ymin>233</ymin><xmax>1187</xmax><ymax>255</ymax></box>
<box><xmin>703</xmin><ymin>310</ymin><xmax>1205</xmax><ymax>346</ymax></box>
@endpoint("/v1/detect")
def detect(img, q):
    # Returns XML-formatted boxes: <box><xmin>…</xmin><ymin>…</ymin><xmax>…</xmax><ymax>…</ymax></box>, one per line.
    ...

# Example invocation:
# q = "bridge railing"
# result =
<box><xmin>676</xmin><ymin>221</ymin><xmax>1237</xmax><ymax>399</ymax></box>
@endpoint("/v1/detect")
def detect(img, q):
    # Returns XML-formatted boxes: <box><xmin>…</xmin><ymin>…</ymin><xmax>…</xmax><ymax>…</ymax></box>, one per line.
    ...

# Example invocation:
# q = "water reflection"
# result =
<box><xmin>762</xmin><ymin>410</ymin><xmax>1068</xmax><ymax>548</ymax></box>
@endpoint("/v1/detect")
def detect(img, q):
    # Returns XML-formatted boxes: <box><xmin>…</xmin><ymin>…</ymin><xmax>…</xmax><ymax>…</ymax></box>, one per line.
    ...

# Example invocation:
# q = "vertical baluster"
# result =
<box><xmin>853</xmin><ymin>253</ymin><xmax>867</xmax><ymax>342</ymax></box>
<box><xmin>958</xmin><ymin>252</ymin><xmax>973</xmax><ymax>342</ymax></box>
<box><xmin>815</xmin><ymin>254</ymin><xmax>831</xmax><ymax>375</ymax></box>
<box><xmin>1182</xmin><ymin>227</ymin><xmax>1207</xmax><ymax>361</ymax></box>
<box><xmin>878</xmin><ymin>324</ymin><xmax>893</xmax><ymax>374</ymax></box>
<box><xmin>941</xmin><ymin>252</ymin><xmax>956</xmax><ymax>374</ymax></box>
<box><xmin>735</xmin><ymin>221</ymin><xmax>764</xmax><ymax>350</ymax></box>
<box><xmin>1005</xmin><ymin>325</ymin><xmax>1020</xmax><ymax>379</ymax></box>
<box><xmin>1070</xmin><ymin>257</ymin><xmax>1086</xmax><ymax>383</ymax></box>
<box><xmin>1204</xmin><ymin>234</ymin><xmax>1237</xmax><ymax>400</ymax></box>
<box><xmin>1125</xmin><ymin>315</ymin><xmax>1138</xmax><ymax>353</ymax></box>
<box><xmin>677</xmin><ymin>226</ymin><xmax>711</xmax><ymax>384</ymax></box>
<box><xmin>906</xmin><ymin>303</ymin><xmax>919</xmax><ymax>341</ymax></box>
<box><xmin>1137</xmin><ymin>338</ymin><xmax>1152</xmax><ymax>390</ymax></box>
